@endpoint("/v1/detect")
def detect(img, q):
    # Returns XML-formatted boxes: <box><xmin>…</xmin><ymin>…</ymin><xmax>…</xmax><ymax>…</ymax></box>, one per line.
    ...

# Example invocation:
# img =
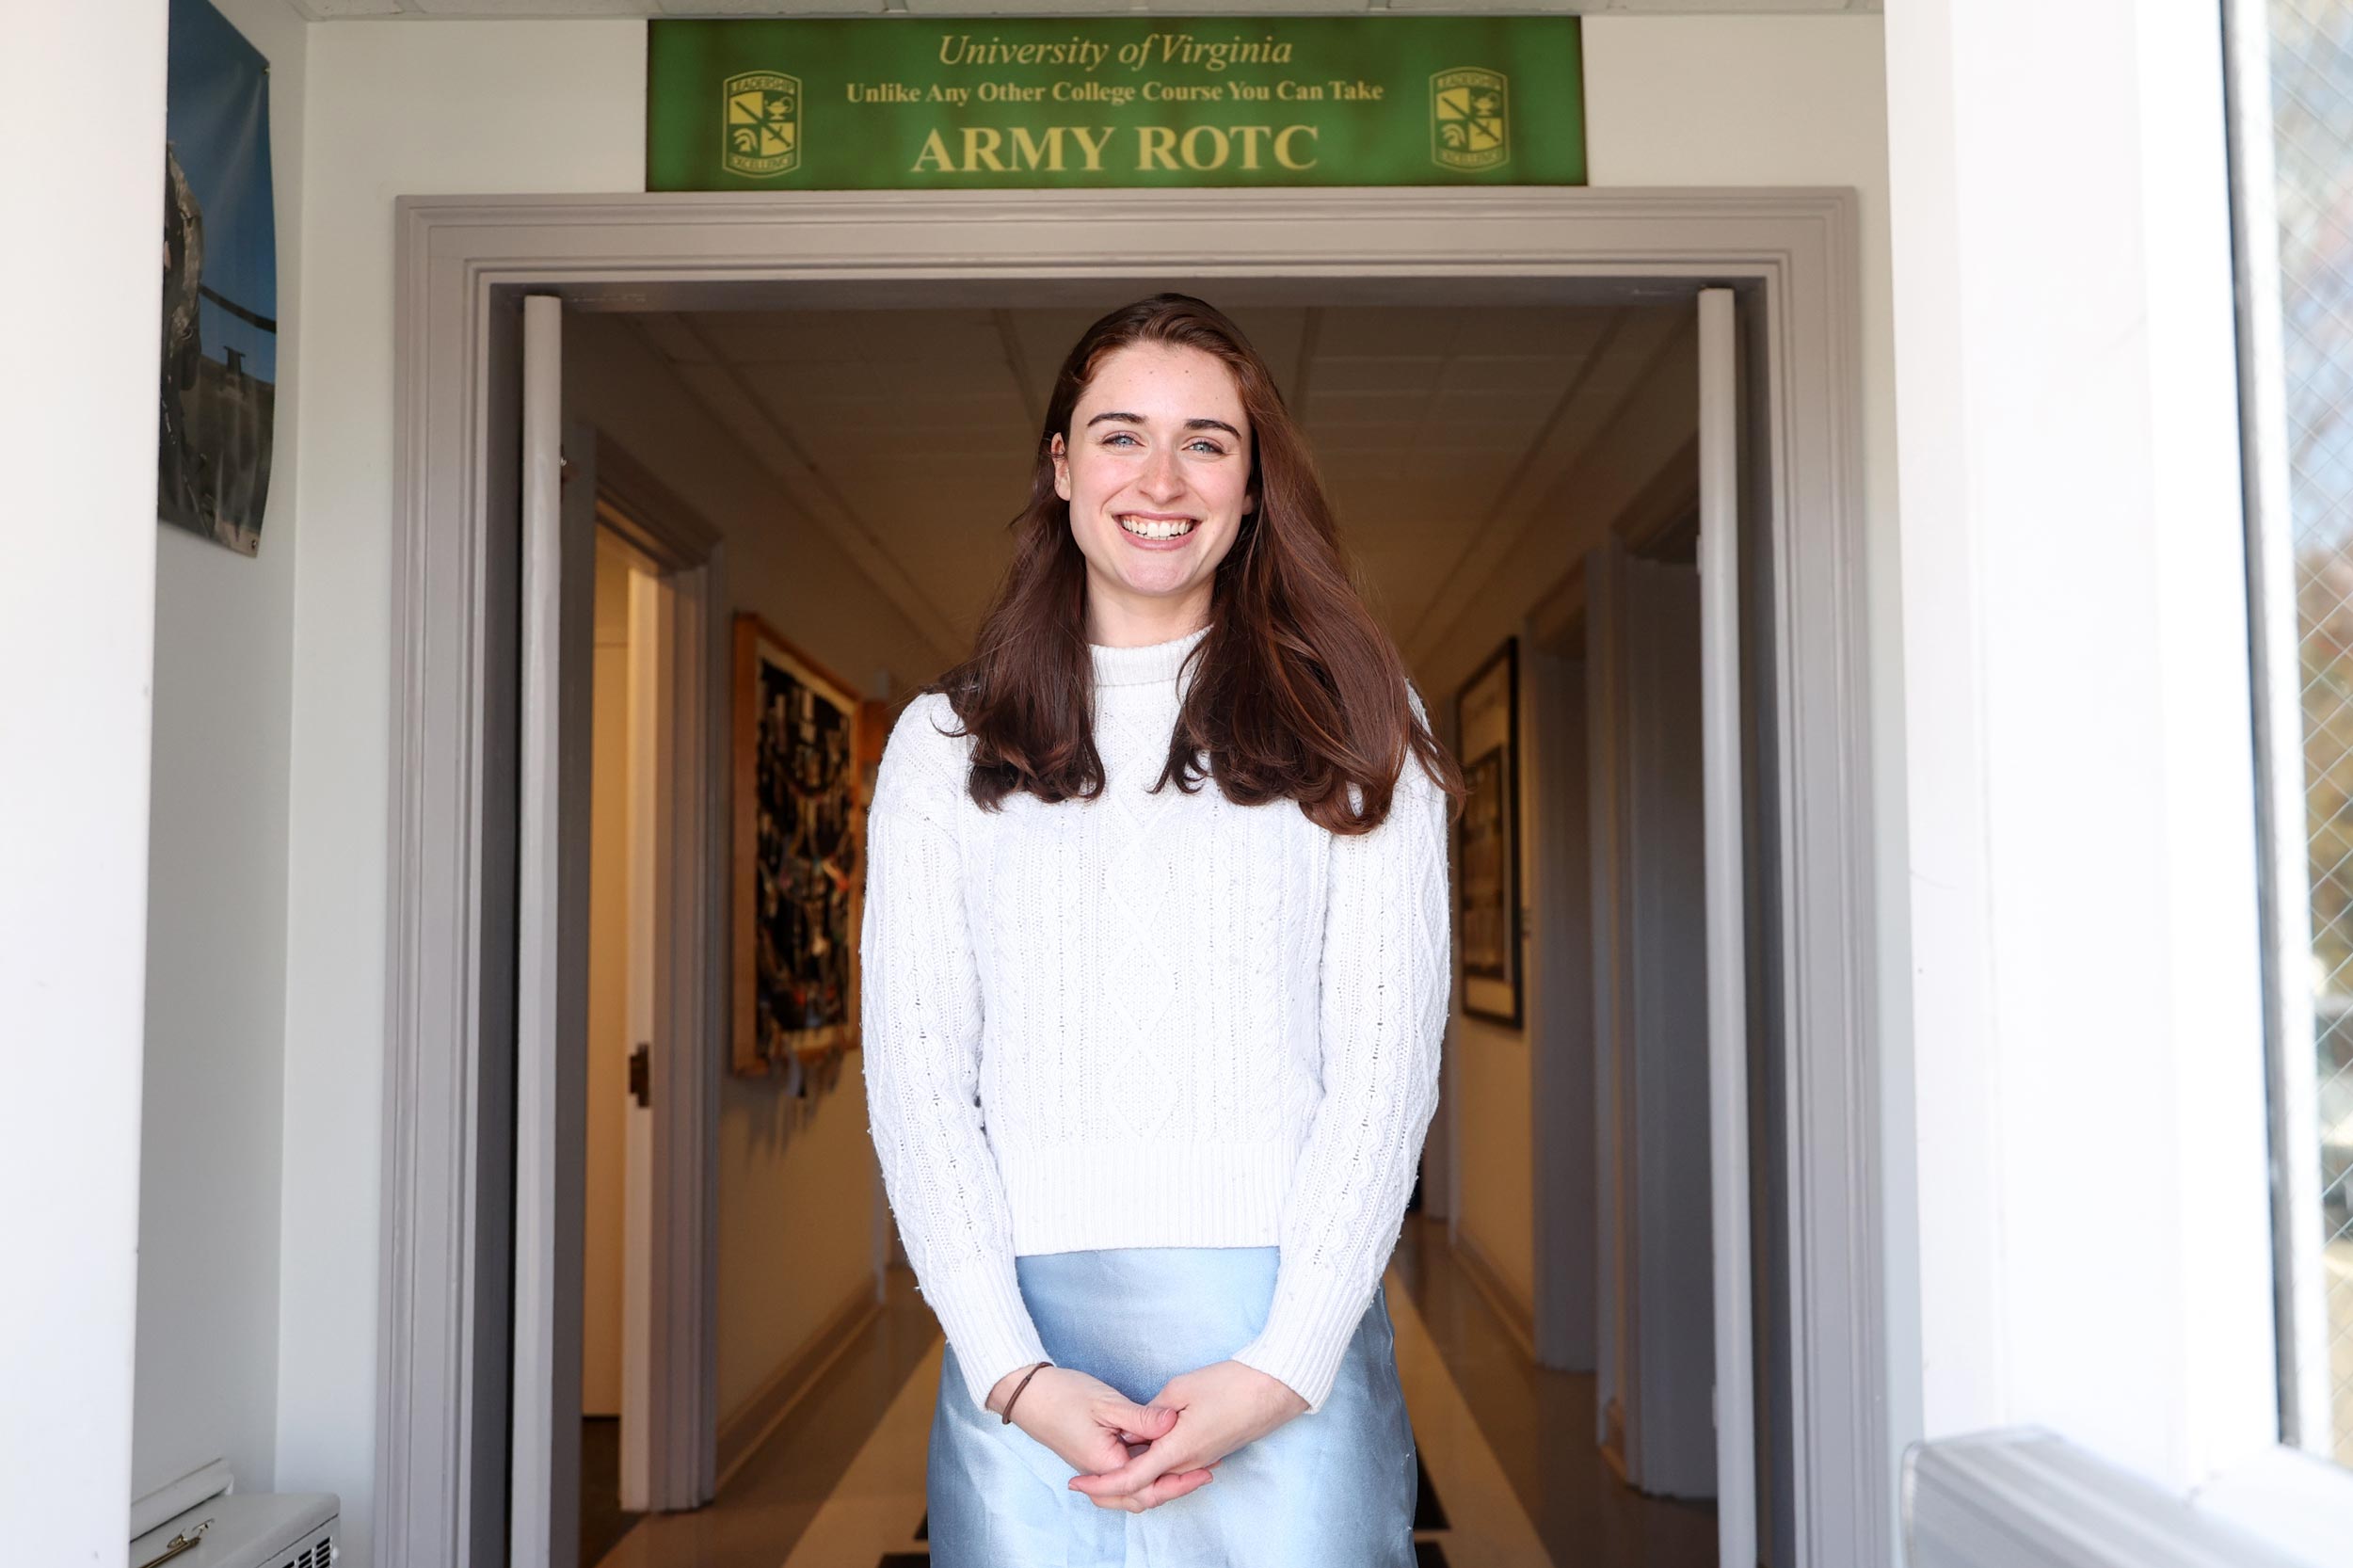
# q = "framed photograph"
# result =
<box><xmin>1456</xmin><ymin>636</ymin><xmax>1521</xmax><ymax>1027</ymax></box>
<box><xmin>160</xmin><ymin>0</ymin><xmax>279</xmax><ymax>555</ymax></box>
<box><xmin>732</xmin><ymin>614</ymin><xmax>864</xmax><ymax>1078</ymax></box>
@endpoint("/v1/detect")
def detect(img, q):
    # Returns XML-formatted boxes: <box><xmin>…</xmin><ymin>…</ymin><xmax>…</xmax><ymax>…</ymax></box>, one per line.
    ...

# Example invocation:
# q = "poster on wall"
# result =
<box><xmin>160</xmin><ymin>0</ymin><xmax>278</xmax><ymax>556</ymax></box>
<box><xmin>732</xmin><ymin>615</ymin><xmax>865</xmax><ymax>1080</ymax></box>
<box><xmin>647</xmin><ymin>15</ymin><xmax>1584</xmax><ymax>192</ymax></box>
<box><xmin>1457</xmin><ymin>636</ymin><xmax>1521</xmax><ymax>1028</ymax></box>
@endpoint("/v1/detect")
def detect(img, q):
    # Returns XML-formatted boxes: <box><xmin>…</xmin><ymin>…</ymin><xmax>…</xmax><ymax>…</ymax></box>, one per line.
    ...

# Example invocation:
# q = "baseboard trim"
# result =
<box><xmin>1451</xmin><ymin>1223</ymin><xmax>1538</xmax><ymax>1364</ymax></box>
<box><xmin>714</xmin><ymin>1277</ymin><xmax>881</xmax><ymax>1490</ymax></box>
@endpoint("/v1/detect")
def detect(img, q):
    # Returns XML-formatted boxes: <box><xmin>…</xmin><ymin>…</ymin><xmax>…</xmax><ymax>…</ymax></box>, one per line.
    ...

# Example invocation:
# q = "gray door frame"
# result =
<box><xmin>378</xmin><ymin>185</ymin><xmax>1881</xmax><ymax>1568</ymax></box>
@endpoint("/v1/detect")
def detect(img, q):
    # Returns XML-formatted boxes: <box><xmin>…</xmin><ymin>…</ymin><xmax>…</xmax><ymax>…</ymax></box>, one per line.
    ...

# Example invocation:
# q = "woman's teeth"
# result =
<box><xmin>1119</xmin><ymin>515</ymin><xmax>1196</xmax><ymax>541</ymax></box>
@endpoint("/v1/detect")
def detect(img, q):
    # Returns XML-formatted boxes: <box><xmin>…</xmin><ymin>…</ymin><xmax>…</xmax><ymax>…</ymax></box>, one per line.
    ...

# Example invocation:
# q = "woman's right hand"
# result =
<box><xmin>986</xmin><ymin>1364</ymin><xmax>1217</xmax><ymax>1504</ymax></box>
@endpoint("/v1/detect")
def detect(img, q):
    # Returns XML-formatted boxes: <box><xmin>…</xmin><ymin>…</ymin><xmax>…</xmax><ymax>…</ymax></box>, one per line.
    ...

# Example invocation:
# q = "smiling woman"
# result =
<box><xmin>857</xmin><ymin>294</ymin><xmax>1466</xmax><ymax>1564</ymax></box>
<box><xmin>1050</xmin><ymin>338</ymin><xmax>1256</xmax><ymax>636</ymax></box>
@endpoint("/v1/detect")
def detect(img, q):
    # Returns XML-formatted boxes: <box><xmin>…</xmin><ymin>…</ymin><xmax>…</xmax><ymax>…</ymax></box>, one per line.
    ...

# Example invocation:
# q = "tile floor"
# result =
<box><xmin>588</xmin><ymin>1216</ymin><xmax>1717</xmax><ymax>1568</ymax></box>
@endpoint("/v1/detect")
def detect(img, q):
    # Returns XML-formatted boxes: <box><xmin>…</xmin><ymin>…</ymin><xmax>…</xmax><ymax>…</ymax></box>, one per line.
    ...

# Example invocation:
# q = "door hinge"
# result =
<box><xmin>629</xmin><ymin>1043</ymin><xmax>651</xmax><ymax>1108</ymax></box>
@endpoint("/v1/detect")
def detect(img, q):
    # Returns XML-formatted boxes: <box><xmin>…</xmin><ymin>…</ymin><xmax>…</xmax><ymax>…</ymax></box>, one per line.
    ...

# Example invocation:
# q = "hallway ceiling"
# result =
<box><xmin>289</xmin><ymin>1</ymin><xmax>1877</xmax><ymax>16</ymax></box>
<box><xmin>595</xmin><ymin>300</ymin><xmax>1691</xmax><ymax>670</ymax></box>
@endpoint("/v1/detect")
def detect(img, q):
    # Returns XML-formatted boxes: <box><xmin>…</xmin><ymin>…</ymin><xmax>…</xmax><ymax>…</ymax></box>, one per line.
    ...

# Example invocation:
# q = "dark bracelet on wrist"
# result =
<box><xmin>1000</xmin><ymin>1359</ymin><xmax>1052</xmax><ymax>1424</ymax></box>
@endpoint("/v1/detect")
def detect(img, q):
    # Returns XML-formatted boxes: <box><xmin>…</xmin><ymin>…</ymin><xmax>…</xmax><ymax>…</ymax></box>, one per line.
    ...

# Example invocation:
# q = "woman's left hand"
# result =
<box><xmin>1065</xmin><ymin>1360</ymin><xmax>1309</xmax><ymax>1512</ymax></box>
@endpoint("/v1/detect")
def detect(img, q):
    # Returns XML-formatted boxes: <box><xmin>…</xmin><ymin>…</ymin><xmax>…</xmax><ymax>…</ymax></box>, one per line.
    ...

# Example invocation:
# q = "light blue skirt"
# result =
<box><xmin>926</xmin><ymin>1246</ymin><xmax>1417</xmax><ymax>1568</ymax></box>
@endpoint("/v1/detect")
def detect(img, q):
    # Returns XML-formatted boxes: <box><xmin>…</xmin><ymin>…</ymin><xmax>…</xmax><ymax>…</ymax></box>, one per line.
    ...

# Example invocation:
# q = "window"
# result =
<box><xmin>2240</xmin><ymin>0</ymin><xmax>2353</xmax><ymax>1469</ymax></box>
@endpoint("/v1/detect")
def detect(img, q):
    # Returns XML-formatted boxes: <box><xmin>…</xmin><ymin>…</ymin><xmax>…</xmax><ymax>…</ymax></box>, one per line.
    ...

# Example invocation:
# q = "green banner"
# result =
<box><xmin>648</xmin><ymin>17</ymin><xmax>1584</xmax><ymax>191</ymax></box>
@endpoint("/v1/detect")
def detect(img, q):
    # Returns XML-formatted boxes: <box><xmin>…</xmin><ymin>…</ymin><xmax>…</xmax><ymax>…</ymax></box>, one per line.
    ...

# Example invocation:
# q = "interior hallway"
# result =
<box><xmin>591</xmin><ymin>1213</ymin><xmax>1713</xmax><ymax>1568</ymax></box>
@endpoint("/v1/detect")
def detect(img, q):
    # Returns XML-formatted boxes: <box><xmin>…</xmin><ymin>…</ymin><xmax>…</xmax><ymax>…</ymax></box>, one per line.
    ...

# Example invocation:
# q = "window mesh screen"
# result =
<box><xmin>2274</xmin><ymin>0</ymin><xmax>2353</xmax><ymax>1469</ymax></box>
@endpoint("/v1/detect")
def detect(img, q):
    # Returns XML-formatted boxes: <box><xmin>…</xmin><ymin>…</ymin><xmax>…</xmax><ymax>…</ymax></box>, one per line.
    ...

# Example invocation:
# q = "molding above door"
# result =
<box><xmin>379</xmin><ymin>184</ymin><xmax>1881</xmax><ymax>1568</ymax></box>
<box><xmin>294</xmin><ymin>1</ymin><xmax>1882</xmax><ymax>17</ymax></box>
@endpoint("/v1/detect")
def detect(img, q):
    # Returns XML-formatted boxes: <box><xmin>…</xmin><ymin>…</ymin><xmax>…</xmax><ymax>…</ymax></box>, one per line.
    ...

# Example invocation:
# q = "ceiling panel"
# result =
<box><xmin>1311</xmin><ymin>356</ymin><xmax>1449</xmax><ymax>396</ymax></box>
<box><xmin>1449</xmin><ymin>308</ymin><xmax>1613</xmax><ymax>359</ymax></box>
<box><xmin>1303</xmin><ymin>389</ymin><xmax>1433</xmax><ymax>425</ymax></box>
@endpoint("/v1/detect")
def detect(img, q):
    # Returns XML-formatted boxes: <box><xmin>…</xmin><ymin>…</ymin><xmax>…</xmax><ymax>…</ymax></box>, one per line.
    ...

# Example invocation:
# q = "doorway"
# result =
<box><xmin>556</xmin><ymin>295</ymin><xmax>1746</xmax><ymax>1567</ymax></box>
<box><xmin>508</xmin><ymin>394</ymin><xmax>730</xmax><ymax>1568</ymax></box>
<box><xmin>375</xmin><ymin>187</ymin><xmax>1881</xmax><ymax>1568</ymax></box>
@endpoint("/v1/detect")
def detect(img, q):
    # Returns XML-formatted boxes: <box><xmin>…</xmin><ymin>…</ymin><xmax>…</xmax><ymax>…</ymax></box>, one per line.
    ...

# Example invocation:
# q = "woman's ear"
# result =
<box><xmin>1050</xmin><ymin>433</ymin><xmax>1071</xmax><ymax>503</ymax></box>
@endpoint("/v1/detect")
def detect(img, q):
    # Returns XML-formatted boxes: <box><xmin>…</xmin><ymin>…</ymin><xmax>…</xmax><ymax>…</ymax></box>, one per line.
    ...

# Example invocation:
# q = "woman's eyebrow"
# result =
<box><xmin>1081</xmin><ymin>409</ymin><xmax>1242</xmax><ymax>440</ymax></box>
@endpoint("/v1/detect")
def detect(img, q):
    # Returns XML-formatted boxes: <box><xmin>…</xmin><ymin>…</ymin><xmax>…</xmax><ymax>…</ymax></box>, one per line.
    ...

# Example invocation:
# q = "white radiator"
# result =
<box><xmin>131</xmin><ymin>1481</ymin><xmax>339</xmax><ymax>1568</ymax></box>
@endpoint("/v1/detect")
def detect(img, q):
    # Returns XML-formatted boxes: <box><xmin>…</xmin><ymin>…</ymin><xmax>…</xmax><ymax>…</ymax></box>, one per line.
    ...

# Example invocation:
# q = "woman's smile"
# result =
<box><xmin>1116</xmin><ymin>512</ymin><xmax>1199</xmax><ymax>545</ymax></box>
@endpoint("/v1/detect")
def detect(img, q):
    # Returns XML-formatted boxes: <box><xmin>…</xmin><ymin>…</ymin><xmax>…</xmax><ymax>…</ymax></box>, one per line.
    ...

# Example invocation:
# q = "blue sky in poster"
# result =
<box><xmin>167</xmin><ymin>0</ymin><xmax>276</xmax><ymax>385</ymax></box>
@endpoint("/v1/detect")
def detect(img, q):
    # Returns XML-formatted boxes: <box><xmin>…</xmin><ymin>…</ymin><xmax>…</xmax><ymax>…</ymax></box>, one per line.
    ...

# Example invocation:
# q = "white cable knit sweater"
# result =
<box><xmin>858</xmin><ymin>622</ymin><xmax>1450</xmax><ymax>1416</ymax></box>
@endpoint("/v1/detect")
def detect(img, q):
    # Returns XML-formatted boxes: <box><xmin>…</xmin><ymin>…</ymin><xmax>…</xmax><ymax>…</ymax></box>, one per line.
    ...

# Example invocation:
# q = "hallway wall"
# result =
<box><xmin>1432</xmin><ymin>317</ymin><xmax>1697</xmax><ymax>1332</ymax></box>
<box><xmin>133</xmin><ymin>0</ymin><xmax>307</xmax><ymax>1508</ymax></box>
<box><xmin>562</xmin><ymin>314</ymin><xmax>945</xmax><ymax>1429</ymax></box>
<box><xmin>260</xmin><ymin>15</ymin><xmax>1895</xmax><ymax>1563</ymax></box>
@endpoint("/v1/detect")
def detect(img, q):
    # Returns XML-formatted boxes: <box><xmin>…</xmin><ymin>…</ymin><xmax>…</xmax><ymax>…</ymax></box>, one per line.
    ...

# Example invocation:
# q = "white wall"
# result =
<box><xmin>132</xmin><ymin>0</ymin><xmax>308</xmax><ymax>1509</ymax></box>
<box><xmin>273</xmin><ymin>24</ymin><xmax>648</xmax><ymax>1561</ymax></box>
<box><xmin>1883</xmin><ymin>0</ymin><xmax>2278</xmax><ymax>1502</ymax></box>
<box><xmin>0</xmin><ymin>3</ymin><xmax>168</xmax><ymax>1560</ymax></box>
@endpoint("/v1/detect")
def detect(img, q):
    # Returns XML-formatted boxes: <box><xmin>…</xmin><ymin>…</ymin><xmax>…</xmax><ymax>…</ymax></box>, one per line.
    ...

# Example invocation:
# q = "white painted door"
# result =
<box><xmin>1696</xmin><ymin>286</ymin><xmax>1758</xmax><ymax>1568</ymax></box>
<box><xmin>514</xmin><ymin>294</ymin><xmax>594</xmax><ymax>1568</ymax></box>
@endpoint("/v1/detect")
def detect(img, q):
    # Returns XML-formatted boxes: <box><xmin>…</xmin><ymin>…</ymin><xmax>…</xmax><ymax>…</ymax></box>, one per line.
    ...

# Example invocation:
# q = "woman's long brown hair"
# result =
<box><xmin>928</xmin><ymin>293</ymin><xmax>1465</xmax><ymax>835</ymax></box>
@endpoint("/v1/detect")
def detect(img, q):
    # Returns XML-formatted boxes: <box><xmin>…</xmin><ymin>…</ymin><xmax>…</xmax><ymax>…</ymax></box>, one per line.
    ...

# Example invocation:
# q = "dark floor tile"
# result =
<box><xmin>580</xmin><ymin>1415</ymin><xmax>642</xmax><ymax>1567</ymax></box>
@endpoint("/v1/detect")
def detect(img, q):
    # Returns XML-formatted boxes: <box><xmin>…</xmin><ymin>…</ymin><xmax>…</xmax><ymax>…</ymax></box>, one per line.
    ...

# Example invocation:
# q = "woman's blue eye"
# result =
<box><xmin>1097</xmin><ymin>431</ymin><xmax>1225</xmax><ymax>455</ymax></box>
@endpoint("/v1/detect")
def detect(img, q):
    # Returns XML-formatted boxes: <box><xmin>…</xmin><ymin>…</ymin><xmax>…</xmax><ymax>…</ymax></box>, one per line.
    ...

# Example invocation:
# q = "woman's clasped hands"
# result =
<box><xmin>986</xmin><ymin>1358</ymin><xmax>1310</xmax><ymax>1512</ymax></box>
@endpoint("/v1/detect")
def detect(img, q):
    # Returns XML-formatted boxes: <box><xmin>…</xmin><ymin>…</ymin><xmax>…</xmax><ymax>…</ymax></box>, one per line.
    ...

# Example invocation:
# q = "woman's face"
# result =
<box><xmin>1052</xmin><ymin>341</ymin><xmax>1255</xmax><ymax>639</ymax></box>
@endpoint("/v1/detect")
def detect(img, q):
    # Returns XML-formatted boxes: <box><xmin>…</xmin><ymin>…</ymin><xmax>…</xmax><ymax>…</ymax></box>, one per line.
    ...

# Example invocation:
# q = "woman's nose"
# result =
<box><xmin>1140</xmin><ymin>446</ymin><xmax>1184</xmax><ymax>499</ymax></box>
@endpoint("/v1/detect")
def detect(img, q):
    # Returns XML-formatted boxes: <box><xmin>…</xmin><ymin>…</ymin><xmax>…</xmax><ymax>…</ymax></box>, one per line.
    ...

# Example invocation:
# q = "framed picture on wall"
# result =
<box><xmin>1456</xmin><ymin>636</ymin><xmax>1522</xmax><ymax>1028</ymax></box>
<box><xmin>159</xmin><ymin>0</ymin><xmax>279</xmax><ymax>554</ymax></box>
<box><xmin>731</xmin><ymin>614</ymin><xmax>865</xmax><ymax>1079</ymax></box>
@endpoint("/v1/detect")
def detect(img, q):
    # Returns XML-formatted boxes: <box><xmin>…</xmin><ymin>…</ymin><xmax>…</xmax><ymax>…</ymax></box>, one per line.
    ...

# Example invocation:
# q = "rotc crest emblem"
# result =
<box><xmin>724</xmin><ymin>70</ymin><xmax>801</xmax><ymax>178</ymax></box>
<box><xmin>1430</xmin><ymin>67</ymin><xmax>1509</xmax><ymax>172</ymax></box>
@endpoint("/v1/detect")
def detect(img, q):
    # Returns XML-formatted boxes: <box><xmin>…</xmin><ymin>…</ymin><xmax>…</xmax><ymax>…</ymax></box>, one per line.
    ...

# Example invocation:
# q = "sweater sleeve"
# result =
<box><xmin>1230</xmin><ymin>687</ymin><xmax>1452</xmax><ymax>1414</ymax></box>
<box><xmin>860</xmin><ymin>696</ymin><xmax>1050</xmax><ymax>1411</ymax></box>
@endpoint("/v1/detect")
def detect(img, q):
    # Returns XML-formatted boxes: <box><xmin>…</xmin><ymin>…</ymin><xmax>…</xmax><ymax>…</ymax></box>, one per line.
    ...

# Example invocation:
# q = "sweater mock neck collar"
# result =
<box><xmin>1088</xmin><ymin>621</ymin><xmax>1210</xmax><ymax>691</ymax></box>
